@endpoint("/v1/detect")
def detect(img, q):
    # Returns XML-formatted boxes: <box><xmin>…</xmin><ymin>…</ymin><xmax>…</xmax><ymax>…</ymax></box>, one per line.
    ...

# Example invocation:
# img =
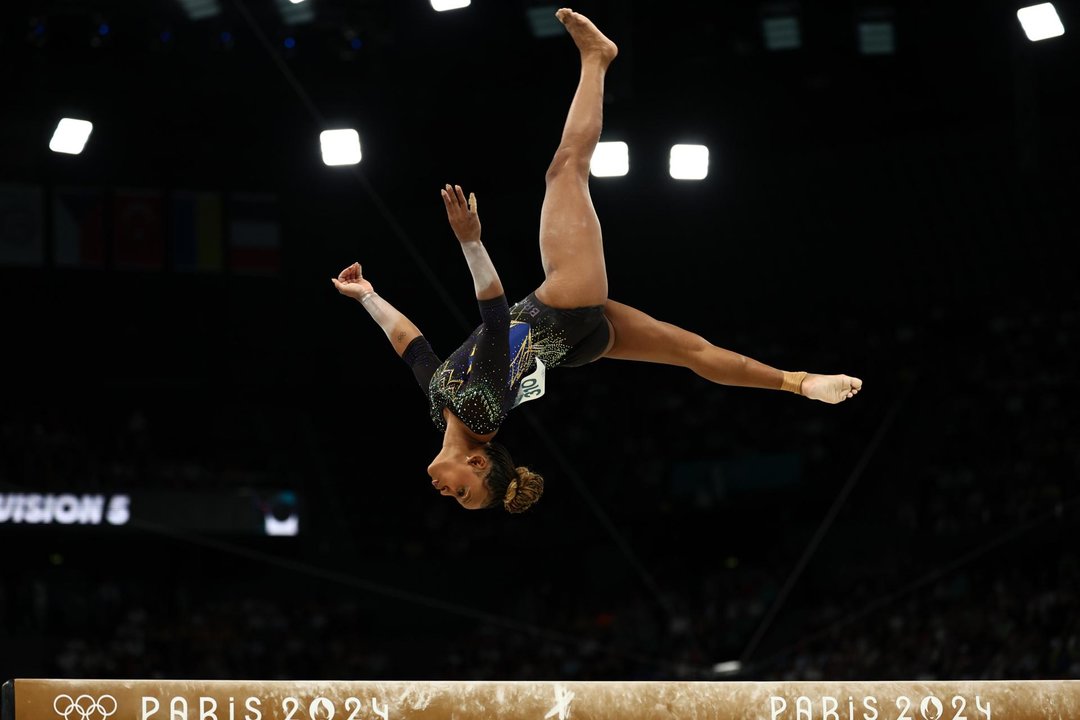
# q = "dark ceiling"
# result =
<box><xmin>5</xmin><ymin>0</ymin><xmax>1079</xmax><ymax>191</ymax></box>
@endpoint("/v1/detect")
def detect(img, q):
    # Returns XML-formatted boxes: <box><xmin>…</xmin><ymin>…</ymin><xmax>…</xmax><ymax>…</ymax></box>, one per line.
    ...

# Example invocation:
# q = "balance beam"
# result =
<box><xmin>4</xmin><ymin>679</ymin><xmax>1078</xmax><ymax>720</ymax></box>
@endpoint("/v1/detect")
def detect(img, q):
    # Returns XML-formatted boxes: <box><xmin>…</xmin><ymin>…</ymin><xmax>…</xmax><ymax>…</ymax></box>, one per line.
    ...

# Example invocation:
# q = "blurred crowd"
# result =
<box><xmin>2</xmin><ymin>300</ymin><xmax>1077</xmax><ymax>682</ymax></box>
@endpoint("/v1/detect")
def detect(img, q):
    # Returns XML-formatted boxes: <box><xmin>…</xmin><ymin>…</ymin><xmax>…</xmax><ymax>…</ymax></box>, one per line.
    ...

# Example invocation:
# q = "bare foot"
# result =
<box><xmin>555</xmin><ymin>8</ymin><xmax>618</xmax><ymax>64</ymax></box>
<box><xmin>801</xmin><ymin>374</ymin><xmax>863</xmax><ymax>404</ymax></box>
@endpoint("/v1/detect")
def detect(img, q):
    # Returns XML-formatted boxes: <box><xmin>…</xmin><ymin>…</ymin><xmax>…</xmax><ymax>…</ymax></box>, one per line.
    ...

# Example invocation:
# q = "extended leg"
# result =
<box><xmin>534</xmin><ymin>9</ymin><xmax>618</xmax><ymax>310</ymax></box>
<box><xmin>602</xmin><ymin>300</ymin><xmax>863</xmax><ymax>403</ymax></box>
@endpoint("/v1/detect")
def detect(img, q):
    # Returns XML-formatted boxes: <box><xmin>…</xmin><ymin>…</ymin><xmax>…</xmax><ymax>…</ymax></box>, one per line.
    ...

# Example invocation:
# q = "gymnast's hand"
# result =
<box><xmin>441</xmin><ymin>184</ymin><xmax>481</xmax><ymax>245</ymax></box>
<box><xmin>331</xmin><ymin>262</ymin><xmax>375</xmax><ymax>302</ymax></box>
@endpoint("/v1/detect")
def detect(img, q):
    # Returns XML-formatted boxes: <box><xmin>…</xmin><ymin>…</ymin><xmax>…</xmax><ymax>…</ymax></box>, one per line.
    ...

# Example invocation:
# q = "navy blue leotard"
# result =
<box><xmin>402</xmin><ymin>293</ymin><xmax>610</xmax><ymax>434</ymax></box>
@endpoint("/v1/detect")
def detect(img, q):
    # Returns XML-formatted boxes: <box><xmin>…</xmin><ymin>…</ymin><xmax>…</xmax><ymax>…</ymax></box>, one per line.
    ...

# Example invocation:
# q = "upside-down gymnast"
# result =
<box><xmin>332</xmin><ymin>8</ymin><xmax>863</xmax><ymax>514</ymax></box>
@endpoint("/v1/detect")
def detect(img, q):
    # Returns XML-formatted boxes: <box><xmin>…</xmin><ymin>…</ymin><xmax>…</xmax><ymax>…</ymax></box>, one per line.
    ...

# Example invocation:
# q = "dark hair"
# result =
<box><xmin>483</xmin><ymin>441</ymin><xmax>544</xmax><ymax>513</ymax></box>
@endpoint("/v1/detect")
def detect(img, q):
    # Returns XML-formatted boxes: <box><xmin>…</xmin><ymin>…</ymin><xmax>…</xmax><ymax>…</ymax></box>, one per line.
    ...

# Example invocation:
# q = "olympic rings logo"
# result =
<box><xmin>53</xmin><ymin>695</ymin><xmax>118</xmax><ymax>720</ymax></box>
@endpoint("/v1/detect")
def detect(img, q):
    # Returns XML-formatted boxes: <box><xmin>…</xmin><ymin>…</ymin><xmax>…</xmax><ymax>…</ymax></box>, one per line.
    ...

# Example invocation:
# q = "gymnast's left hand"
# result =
<box><xmin>441</xmin><ymin>183</ymin><xmax>481</xmax><ymax>245</ymax></box>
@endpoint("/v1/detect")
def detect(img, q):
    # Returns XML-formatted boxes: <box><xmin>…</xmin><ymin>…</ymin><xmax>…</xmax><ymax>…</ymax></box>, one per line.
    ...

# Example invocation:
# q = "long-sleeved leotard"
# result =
<box><xmin>403</xmin><ymin>292</ymin><xmax>610</xmax><ymax>434</ymax></box>
<box><xmin>403</xmin><ymin>295</ymin><xmax>514</xmax><ymax>435</ymax></box>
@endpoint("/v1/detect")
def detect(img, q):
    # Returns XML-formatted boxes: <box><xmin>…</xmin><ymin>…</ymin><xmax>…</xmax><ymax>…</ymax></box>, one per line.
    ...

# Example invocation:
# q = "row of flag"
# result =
<box><xmin>0</xmin><ymin>184</ymin><xmax>280</xmax><ymax>274</ymax></box>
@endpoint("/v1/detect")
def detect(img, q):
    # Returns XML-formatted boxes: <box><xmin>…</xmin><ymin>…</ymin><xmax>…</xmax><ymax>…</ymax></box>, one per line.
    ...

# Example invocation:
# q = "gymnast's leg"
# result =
<box><xmin>533</xmin><ymin>8</ymin><xmax>618</xmax><ymax>310</ymax></box>
<box><xmin>602</xmin><ymin>300</ymin><xmax>863</xmax><ymax>404</ymax></box>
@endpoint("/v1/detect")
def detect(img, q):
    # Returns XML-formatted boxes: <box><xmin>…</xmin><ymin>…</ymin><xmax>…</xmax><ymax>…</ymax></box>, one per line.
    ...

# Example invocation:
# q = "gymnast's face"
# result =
<box><xmin>427</xmin><ymin>454</ymin><xmax>491</xmax><ymax>510</ymax></box>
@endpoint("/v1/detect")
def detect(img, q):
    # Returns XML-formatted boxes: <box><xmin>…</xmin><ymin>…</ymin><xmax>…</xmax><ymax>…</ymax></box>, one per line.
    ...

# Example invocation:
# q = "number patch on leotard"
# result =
<box><xmin>511</xmin><ymin>357</ymin><xmax>546</xmax><ymax>408</ymax></box>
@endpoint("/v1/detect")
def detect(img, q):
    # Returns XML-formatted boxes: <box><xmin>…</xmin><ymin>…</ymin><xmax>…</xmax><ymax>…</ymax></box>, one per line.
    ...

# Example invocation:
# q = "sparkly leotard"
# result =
<box><xmin>402</xmin><ymin>292</ymin><xmax>610</xmax><ymax>434</ymax></box>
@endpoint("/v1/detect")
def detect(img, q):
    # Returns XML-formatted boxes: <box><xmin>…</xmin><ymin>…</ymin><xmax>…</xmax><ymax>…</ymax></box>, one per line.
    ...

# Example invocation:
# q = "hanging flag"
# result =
<box><xmin>172</xmin><ymin>191</ymin><xmax>223</xmax><ymax>272</ymax></box>
<box><xmin>53</xmin><ymin>187</ymin><xmax>106</xmax><ymax>268</ymax></box>
<box><xmin>0</xmin><ymin>184</ymin><xmax>44</xmax><ymax>266</ymax></box>
<box><xmin>114</xmin><ymin>189</ymin><xmax>165</xmax><ymax>270</ymax></box>
<box><xmin>229</xmin><ymin>193</ymin><xmax>280</xmax><ymax>275</ymax></box>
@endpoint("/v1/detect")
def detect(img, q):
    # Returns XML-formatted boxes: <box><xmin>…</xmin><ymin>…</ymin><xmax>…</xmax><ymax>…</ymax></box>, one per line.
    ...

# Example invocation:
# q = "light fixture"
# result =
<box><xmin>857</xmin><ymin>21</ymin><xmax>895</xmax><ymax>54</ymax></box>
<box><xmin>49</xmin><ymin>118</ymin><xmax>94</xmax><ymax>155</ymax></box>
<box><xmin>276</xmin><ymin>0</ymin><xmax>314</xmax><ymax>25</ymax></box>
<box><xmin>590</xmin><ymin>141</ymin><xmax>629</xmax><ymax>178</ymax></box>
<box><xmin>431</xmin><ymin>0</ymin><xmax>471</xmax><ymax>11</ymax></box>
<box><xmin>527</xmin><ymin>5</ymin><xmax>563</xmax><ymax>37</ymax></box>
<box><xmin>175</xmin><ymin>0</ymin><xmax>221</xmax><ymax>21</ymax></box>
<box><xmin>320</xmin><ymin>129</ymin><xmax>362</xmax><ymax>166</ymax></box>
<box><xmin>763</xmin><ymin>15</ymin><xmax>801</xmax><ymax>50</ymax></box>
<box><xmin>1017</xmin><ymin>3</ymin><xmax>1065</xmax><ymax>41</ymax></box>
<box><xmin>669</xmin><ymin>144</ymin><xmax>709</xmax><ymax>181</ymax></box>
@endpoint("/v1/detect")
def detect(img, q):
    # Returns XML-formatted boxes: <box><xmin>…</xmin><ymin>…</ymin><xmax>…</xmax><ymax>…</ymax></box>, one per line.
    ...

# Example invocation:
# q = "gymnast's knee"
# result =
<box><xmin>683</xmin><ymin>335</ymin><xmax>716</xmax><ymax>369</ymax></box>
<box><xmin>545</xmin><ymin>146</ymin><xmax>591</xmax><ymax>183</ymax></box>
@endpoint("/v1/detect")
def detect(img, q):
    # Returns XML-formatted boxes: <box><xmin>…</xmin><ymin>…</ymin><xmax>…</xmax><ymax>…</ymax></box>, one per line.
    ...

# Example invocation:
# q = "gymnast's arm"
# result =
<box><xmin>441</xmin><ymin>184</ymin><xmax>505</xmax><ymax>301</ymax></box>
<box><xmin>331</xmin><ymin>262</ymin><xmax>423</xmax><ymax>358</ymax></box>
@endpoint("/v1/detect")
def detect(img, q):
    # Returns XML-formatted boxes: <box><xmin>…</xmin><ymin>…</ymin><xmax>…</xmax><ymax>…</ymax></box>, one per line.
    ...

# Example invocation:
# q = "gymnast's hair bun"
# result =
<box><xmin>503</xmin><ymin>467</ymin><xmax>544</xmax><ymax>514</ymax></box>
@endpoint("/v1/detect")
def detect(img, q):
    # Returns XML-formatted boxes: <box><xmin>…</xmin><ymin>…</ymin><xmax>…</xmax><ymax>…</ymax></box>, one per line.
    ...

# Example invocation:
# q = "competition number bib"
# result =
<box><xmin>511</xmin><ymin>357</ymin><xmax>546</xmax><ymax>408</ymax></box>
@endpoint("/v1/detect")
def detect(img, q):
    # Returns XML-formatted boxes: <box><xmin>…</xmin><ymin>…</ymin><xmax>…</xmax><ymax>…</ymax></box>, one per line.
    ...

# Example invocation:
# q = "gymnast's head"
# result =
<box><xmin>427</xmin><ymin>441</ymin><xmax>544</xmax><ymax>513</ymax></box>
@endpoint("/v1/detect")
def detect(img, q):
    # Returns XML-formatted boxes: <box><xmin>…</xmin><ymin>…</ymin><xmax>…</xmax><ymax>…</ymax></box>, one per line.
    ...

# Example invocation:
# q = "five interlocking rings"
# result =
<box><xmin>53</xmin><ymin>695</ymin><xmax>118</xmax><ymax>720</ymax></box>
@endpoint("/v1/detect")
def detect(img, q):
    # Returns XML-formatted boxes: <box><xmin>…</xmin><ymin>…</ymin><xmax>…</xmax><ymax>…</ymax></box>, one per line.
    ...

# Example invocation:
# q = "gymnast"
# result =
<box><xmin>332</xmin><ymin>8</ymin><xmax>862</xmax><ymax>514</ymax></box>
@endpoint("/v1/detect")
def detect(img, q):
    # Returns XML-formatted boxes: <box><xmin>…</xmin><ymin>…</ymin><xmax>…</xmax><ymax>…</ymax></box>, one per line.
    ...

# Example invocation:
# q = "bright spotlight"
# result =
<box><xmin>49</xmin><ymin>118</ymin><xmax>94</xmax><ymax>155</ymax></box>
<box><xmin>320</xmin><ymin>129</ymin><xmax>362</xmax><ymax>166</ymax></box>
<box><xmin>669</xmin><ymin>144</ymin><xmax>709</xmax><ymax>180</ymax></box>
<box><xmin>289</xmin><ymin>0</ymin><xmax>306</xmax><ymax>4</ymax></box>
<box><xmin>431</xmin><ymin>0</ymin><xmax>471</xmax><ymax>11</ymax></box>
<box><xmin>1017</xmin><ymin>3</ymin><xmax>1065</xmax><ymax>41</ymax></box>
<box><xmin>590</xmin><ymin>141</ymin><xmax>629</xmax><ymax>178</ymax></box>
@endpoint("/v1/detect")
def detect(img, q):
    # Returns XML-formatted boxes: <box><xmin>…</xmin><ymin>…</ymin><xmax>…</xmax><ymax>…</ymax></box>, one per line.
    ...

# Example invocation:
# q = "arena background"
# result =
<box><xmin>1</xmin><ymin>0</ymin><xmax>1077</xmax><ymax>681</ymax></box>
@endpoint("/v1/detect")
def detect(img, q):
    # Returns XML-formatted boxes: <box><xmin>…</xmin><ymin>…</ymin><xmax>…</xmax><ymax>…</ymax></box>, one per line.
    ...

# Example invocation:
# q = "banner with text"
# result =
<box><xmin>4</xmin><ymin>679</ymin><xmax>1079</xmax><ymax>720</ymax></box>
<box><xmin>0</xmin><ymin>488</ymin><xmax>299</xmax><ymax>536</ymax></box>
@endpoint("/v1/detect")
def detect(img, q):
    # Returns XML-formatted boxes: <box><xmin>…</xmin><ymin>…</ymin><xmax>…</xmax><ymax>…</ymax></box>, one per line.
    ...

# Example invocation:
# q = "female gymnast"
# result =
<box><xmin>332</xmin><ymin>8</ymin><xmax>862</xmax><ymax>514</ymax></box>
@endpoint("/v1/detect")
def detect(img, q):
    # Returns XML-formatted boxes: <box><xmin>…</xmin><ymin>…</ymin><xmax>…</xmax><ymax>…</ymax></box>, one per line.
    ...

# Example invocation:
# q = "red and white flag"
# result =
<box><xmin>229</xmin><ymin>193</ymin><xmax>280</xmax><ymax>275</ymax></box>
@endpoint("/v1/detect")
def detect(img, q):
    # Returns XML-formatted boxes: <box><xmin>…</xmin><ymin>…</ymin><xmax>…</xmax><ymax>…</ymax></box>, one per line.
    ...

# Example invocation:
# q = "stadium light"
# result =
<box><xmin>1017</xmin><ymin>3</ymin><xmax>1065</xmax><ymax>41</ymax></box>
<box><xmin>320</xmin><ymin>129</ymin><xmax>362</xmax><ymax>166</ymax></box>
<box><xmin>858</xmin><ymin>21</ymin><xmax>895</xmax><ymax>54</ymax></box>
<box><xmin>669</xmin><ymin>144</ymin><xmax>709</xmax><ymax>181</ymax></box>
<box><xmin>49</xmin><ymin>118</ymin><xmax>93</xmax><ymax>155</ymax></box>
<box><xmin>527</xmin><ymin>5</ymin><xmax>563</xmax><ymax>38</ymax></box>
<box><xmin>275</xmin><ymin>0</ymin><xmax>314</xmax><ymax>25</ymax></box>
<box><xmin>763</xmin><ymin>15</ymin><xmax>801</xmax><ymax>50</ymax></box>
<box><xmin>590</xmin><ymin>141</ymin><xmax>629</xmax><ymax>178</ymax></box>
<box><xmin>431</xmin><ymin>0</ymin><xmax>471</xmax><ymax>11</ymax></box>
<box><xmin>176</xmin><ymin>0</ymin><xmax>221</xmax><ymax>21</ymax></box>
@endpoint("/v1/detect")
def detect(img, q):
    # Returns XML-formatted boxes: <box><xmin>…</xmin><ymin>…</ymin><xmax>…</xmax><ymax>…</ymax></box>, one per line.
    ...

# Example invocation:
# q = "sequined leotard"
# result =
<box><xmin>403</xmin><ymin>292</ymin><xmax>610</xmax><ymax>434</ymax></box>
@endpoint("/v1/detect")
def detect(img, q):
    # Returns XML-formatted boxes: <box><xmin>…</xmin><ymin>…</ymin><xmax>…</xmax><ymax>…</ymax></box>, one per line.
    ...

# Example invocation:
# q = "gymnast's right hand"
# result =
<box><xmin>331</xmin><ymin>262</ymin><xmax>375</xmax><ymax>302</ymax></box>
<box><xmin>441</xmin><ymin>183</ymin><xmax>481</xmax><ymax>245</ymax></box>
